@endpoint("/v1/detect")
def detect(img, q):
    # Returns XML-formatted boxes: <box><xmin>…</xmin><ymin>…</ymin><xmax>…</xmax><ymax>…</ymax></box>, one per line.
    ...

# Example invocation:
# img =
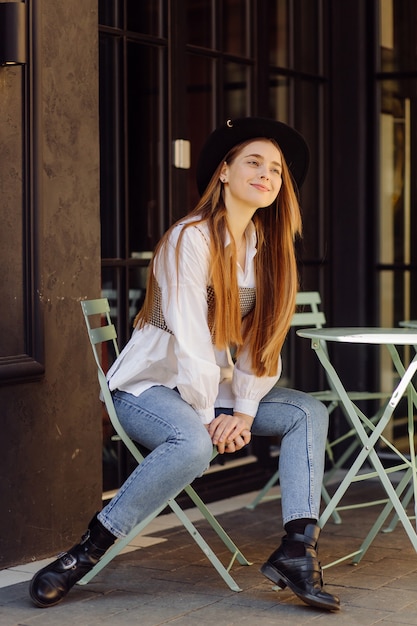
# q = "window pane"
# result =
<box><xmin>126</xmin><ymin>0</ymin><xmax>163</xmax><ymax>36</ymax></box>
<box><xmin>186</xmin><ymin>0</ymin><xmax>212</xmax><ymax>47</ymax></box>
<box><xmin>379</xmin><ymin>86</ymin><xmax>411</xmax><ymax>267</ymax></box>
<box><xmin>99</xmin><ymin>34</ymin><xmax>124</xmax><ymax>259</ymax></box>
<box><xmin>379</xmin><ymin>83</ymin><xmax>413</xmax><ymax>327</ymax></box>
<box><xmin>293</xmin><ymin>0</ymin><xmax>320</xmax><ymax>73</ymax></box>
<box><xmin>268</xmin><ymin>73</ymin><xmax>289</xmax><ymax>121</ymax></box>
<box><xmin>224</xmin><ymin>62</ymin><xmax>249</xmax><ymax>118</ymax></box>
<box><xmin>293</xmin><ymin>81</ymin><xmax>321</xmax><ymax>260</ymax></box>
<box><xmin>99</xmin><ymin>0</ymin><xmax>121</xmax><ymax>28</ymax></box>
<box><xmin>380</xmin><ymin>0</ymin><xmax>417</xmax><ymax>73</ymax></box>
<box><xmin>129</xmin><ymin>263</ymin><xmax>151</xmax><ymax>324</ymax></box>
<box><xmin>101</xmin><ymin>268</ymin><xmax>120</xmax><ymax>348</ymax></box>
<box><xmin>269</xmin><ymin>0</ymin><xmax>288</xmax><ymax>67</ymax></box>
<box><xmin>269</xmin><ymin>0</ymin><xmax>321</xmax><ymax>73</ymax></box>
<box><xmin>186</xmin><ymin>54</ymin><xmax>213</xmax><ymax>209</ymax></box>
<box><xmin>127</xmin><ymin>42</ymin><xmax>164</xmax><ymax>254</ymax></box>
<box><xmin>223</xmin><ymin>0</ymin><xmax>248</xmax><ymax>56</ymax></box>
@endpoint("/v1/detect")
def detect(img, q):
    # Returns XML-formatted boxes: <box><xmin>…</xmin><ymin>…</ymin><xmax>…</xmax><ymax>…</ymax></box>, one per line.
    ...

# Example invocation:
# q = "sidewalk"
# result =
<box><xmin>1</xmin><ymin>479</ymin><xmax>417</xmax><ymax>625</ymax></box>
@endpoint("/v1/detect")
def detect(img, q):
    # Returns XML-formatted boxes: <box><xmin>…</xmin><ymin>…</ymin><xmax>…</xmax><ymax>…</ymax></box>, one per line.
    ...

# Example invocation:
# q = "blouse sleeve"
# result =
<box><xmin>232</xmin><ymin>342</ymin><xmax>282</xmax><ymax>418</ymax></box>
<box><xmin>154</xmin><ymin>224</ymin><xmax>220</xmax><ymax>423</ymax></box>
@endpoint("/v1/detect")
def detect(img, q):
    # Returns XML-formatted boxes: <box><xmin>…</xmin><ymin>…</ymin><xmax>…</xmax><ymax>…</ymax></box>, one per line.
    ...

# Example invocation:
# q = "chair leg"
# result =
<box><xmin>167</xmin><ymin>498</ymin><xmax>244</xmax><ymax>591</ymax></box>
<box><xmin>184</xmin><ymin>485</ymin><xmax>252</xmax><ymax>567</ymax></box>
<box><xmin>78</xmin><ymin>493</ymin><xmax>249</xmax><ymax>592</ymax></box>
<box><xmin>77</xmin><ymin>504</ymin><xmax>168</xmax><ymax>585</ymax></box>
<box><xmin>245</xmin><ymin>470</ymin><xmax>279</xmax><ymax>510</ymax></box>
<box><xmin>320</xmin><ymin>483</ymin><xmax>342</xmax><ymax>524</ymax></box>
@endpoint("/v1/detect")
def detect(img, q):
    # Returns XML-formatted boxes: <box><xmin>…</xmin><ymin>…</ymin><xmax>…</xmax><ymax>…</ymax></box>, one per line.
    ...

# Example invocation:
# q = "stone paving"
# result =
<box><xmin>1</xmin><ymin>480</ymin><xmax>417</xmax><ymax>625</ymax></box>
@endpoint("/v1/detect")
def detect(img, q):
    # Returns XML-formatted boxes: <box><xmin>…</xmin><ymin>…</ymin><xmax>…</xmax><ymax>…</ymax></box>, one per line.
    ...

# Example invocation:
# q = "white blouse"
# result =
<box><xmin>107</xmin><ymin>219</ymin><xmax>282</xmax><ymax>424</ymax></box>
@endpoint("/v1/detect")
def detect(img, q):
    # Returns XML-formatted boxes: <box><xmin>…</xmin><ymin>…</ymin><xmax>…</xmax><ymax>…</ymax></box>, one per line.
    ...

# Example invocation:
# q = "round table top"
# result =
<box><xmin>296</xmin><ymin>327</ymin><xmax>417</xmax><ymax>345</ymax></box>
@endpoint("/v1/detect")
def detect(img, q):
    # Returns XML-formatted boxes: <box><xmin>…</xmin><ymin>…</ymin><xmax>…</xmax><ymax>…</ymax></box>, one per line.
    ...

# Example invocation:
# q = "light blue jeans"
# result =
<box><xmin>98</xmin><ymin>385</ymin><xmax>328</xmax><ymax>538</ymax></box>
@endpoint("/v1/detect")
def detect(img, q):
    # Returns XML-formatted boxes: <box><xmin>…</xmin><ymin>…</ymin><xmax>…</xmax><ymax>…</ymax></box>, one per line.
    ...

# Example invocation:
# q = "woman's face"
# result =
<box><xmin>221</xmin><ymin>139</ymin><xmax>283</xmax><ymax>210</ymax></box>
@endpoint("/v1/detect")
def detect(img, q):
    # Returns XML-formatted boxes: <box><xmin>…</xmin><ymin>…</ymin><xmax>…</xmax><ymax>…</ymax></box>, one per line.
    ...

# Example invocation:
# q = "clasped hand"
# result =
<box><xmin>207</xmin><ymin>412</ymin><xmax>253</xmax><ymax>454</ymax></box>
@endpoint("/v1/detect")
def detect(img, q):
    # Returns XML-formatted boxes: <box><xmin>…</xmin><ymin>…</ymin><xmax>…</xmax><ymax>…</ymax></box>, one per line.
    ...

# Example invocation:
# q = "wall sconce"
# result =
<box><xmin>0</xmin><ymin>2</ymin><xmax>27</xmax><ymax>66</ymax></box>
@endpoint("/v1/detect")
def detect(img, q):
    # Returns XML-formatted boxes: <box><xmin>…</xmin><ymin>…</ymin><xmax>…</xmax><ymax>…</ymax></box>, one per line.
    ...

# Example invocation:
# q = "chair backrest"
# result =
<box><xmin>80</xmin><ymin>298</ymin><xmax>143</xmax><ymax>463</ymax></box>
<box><xmin>292</xmin><ymin>291</ymin><xmax>326</xmax><ymax>329</ymax></box>
<box><xmin>81</xmin><ymin>297</ymin><xmax>119</xmax><ymax>364</ymax></box>
<box><xmin>290</xmin><ymin>291</ymin><xmax>334</xmax><ymax>389</ymax></box>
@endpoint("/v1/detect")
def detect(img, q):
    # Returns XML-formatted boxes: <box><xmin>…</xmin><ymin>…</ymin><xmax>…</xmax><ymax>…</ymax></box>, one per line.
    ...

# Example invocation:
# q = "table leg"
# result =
<box><xmin>313</xmin><ymin>340</ymin><xmax>417</xmax><ymax>565</ymax></box>
<box><xmin>352</xmin><ymin>463</ymin><xmax>416</xmax><ymax>564</ymax></box>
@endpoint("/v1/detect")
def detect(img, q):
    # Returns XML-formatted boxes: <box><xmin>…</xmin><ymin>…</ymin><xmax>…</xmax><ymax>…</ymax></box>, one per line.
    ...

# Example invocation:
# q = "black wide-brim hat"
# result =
<box><xmin>196</xmin><ymin>117</ymin><xmax>310</xmax><ymax>196</ymax></box>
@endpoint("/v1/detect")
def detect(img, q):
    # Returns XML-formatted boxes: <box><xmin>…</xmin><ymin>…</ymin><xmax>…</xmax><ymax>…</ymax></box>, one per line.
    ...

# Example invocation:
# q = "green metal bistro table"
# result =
<box><xmin>296</xmin><ymin>327</ymin><xmax>417</xmax><ymax>567</ymax></box>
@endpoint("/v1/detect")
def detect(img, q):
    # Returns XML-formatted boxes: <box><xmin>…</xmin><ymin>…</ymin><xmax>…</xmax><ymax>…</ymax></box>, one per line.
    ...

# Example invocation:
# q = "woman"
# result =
<box><xmin>30</xmin><ymin>117</ymin><xmax>340</xmax><ymax>612</ymax></box>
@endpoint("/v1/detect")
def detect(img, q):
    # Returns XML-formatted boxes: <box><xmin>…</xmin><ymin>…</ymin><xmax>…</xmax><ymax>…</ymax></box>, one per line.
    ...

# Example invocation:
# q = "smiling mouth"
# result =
<box><xmin>251</xmin><ymin>184</ymin><xmax>270</xmax><ymax>192</ymax></box>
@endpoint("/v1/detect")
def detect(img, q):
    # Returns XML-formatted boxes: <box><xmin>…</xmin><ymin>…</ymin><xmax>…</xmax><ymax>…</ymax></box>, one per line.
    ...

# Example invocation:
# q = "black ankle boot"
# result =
<box><xmin>260</xmin><ymin>524</ymin><xmax>340</xmax><ymax>612</ymax></box>
<box><xmin>29</xmin><ymin>513</ymin><xmax>116</xmax><ymax>608</ymax></box>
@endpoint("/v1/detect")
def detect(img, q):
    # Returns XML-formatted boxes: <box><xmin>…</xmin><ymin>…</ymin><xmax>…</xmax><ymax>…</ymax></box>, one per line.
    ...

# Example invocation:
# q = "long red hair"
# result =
<box><xmin>135</xmin><ymin>138</ymin><xmax>302</xmax><ymax>376</ymax></box>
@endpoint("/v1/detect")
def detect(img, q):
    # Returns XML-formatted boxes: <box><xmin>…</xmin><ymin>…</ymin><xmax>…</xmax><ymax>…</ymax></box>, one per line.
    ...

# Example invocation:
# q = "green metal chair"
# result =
<box><xmin>246</xmin><ymin>291</ymin><xmax>390</xmax><ymax>521</ymax></box>
<box><xmin>78</xmin><ymin>298</ymin><xmax>251</xmax><ymax>592</ymax></box>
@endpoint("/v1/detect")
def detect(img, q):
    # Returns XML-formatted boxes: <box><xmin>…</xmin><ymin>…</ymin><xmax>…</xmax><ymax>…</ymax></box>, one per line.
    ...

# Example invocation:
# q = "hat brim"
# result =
<box><xmin>196</xmin><ymin>117</ymin><xmax>310</xmax><ymax>196</ymax></box>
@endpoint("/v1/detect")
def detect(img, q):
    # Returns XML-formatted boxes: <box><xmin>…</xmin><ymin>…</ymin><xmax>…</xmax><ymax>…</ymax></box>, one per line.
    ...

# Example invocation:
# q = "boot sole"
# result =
<box><xmin>260</xmin><ymin>562</ymin><xmax>340</xmax><ymax>612</ymax></box>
